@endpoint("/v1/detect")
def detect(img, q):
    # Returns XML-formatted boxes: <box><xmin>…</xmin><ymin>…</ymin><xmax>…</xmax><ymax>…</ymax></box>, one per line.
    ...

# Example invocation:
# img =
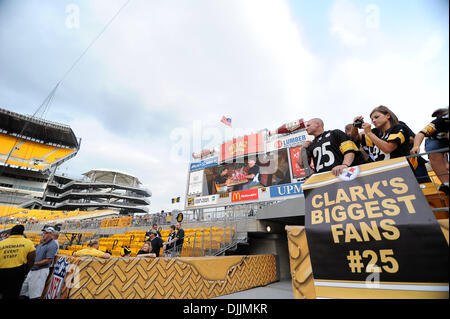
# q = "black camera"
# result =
<box><xmin>353</xmin><ymin>119</ymin><xmax>363</xmax><ymax>129</ymax></box>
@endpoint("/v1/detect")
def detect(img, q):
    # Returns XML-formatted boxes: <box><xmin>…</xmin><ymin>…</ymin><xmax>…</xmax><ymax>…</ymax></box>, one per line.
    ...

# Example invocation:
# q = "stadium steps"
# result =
<box><xmin>19</xmin><ymin>198</ymin><xmax>43</xmax><ymax>209</ymax></box>
<box><xmin>214</xmin><ymin>234</ymin><xmax>248</xmax><ymax>256</ymax></box>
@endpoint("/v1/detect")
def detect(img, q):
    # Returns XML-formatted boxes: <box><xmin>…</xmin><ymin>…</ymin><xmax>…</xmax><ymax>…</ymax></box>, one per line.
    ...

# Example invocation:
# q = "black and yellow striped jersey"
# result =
<box><xmin>306</xmin><ymin>129</ymin><xmax>365</xmax><ymax>173</ymax></box>
<box><xmin>420</xmin><ymin>113</ymin><xmax>449</xmax><ymax>140</ymax></box>
<box><xmin>361</xmin><ymin>124</ymin><xmax>410</xmax><ymax>162</ymax></box>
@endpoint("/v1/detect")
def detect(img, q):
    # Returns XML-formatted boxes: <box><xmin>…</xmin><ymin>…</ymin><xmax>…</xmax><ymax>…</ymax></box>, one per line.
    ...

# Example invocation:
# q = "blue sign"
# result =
<box><xmin>53</xmin><ymin>257</ymin><xmax>70</xmax><ymax>278</ymax></box>
<box><xmin>269</xmin><ymin>182</ymin><xmax>304</xmax><ymax>198</ymax></box>
<box><xmin>46</xmin><ymin>256</ymin><xmax>70</xmax><ymax>299</ymax></box>
<box><xmin>190</xmin><ymin>157</ymin><xmax>218</xmax><ymax>171</ymax></box>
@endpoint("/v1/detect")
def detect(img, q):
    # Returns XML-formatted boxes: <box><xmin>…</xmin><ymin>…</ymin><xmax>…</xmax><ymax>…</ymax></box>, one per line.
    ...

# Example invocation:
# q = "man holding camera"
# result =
<box><xmin>299</xmin><ymin>118</ymin><xmax>366</xmax><ymax>176</ymax></box>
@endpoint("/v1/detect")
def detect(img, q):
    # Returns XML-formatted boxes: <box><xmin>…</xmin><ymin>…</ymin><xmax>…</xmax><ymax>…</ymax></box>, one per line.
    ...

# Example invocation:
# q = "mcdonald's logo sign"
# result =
<box><xmin>231</xmin><ymin>189</ymin><xmax>259</xmax><ymax>202</ymax></box>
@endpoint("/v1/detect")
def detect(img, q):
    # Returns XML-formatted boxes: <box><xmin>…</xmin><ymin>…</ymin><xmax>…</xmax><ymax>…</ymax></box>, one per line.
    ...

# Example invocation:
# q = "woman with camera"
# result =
<box><xmin>350</xmin><ymin>105</ymin><xmax>411</xmax><ymax>162</ymax></box>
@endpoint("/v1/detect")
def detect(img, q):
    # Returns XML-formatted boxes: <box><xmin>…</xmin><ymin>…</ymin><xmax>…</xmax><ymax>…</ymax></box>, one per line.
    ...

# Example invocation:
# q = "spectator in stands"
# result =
<box><xmin>169</xmin><ymin>222</ymin><xmax>185</xmax><ymax>257</ymax></box>
<box><xmin>411</xmin><ymin>107</ymin><xmax>449</xmax><ymax>194</ymax></box>
<box><xmin>0</xmin><ymin>225</ymin><xmax>36</xmax><ymax>299</ymax></box>
<box><xmin>398</xmin><ymin>121</ymin><xmax>431</xmax><ymax>184</ymax></box>
<box><xmin>43</xmin><ymin>225</ymin><xmax>60</xmax><ymax>282</ymax></box>
<box><xmin>300</xmin><ymin>118</ymin><xmax>366</xmax><ymax>176</ymax></box>
<box><xmin>344</xmin><ymin>123</ymin><xmax>353</xmax><ymax>135</ymax></box>
<box><xmin>345</xmin><ymin>123</ymin><xmax>369</xmax><ymax>161</ymax></box>
<box><xmin>136</xmin><ymin>242</ymin><xmax>156</xmax><ymax>258</ymax></box>
<box><xmin>164</xmin><ymin>225</ymin><xmax>177</xmax><ymax>257</ymax></box>
<box><xmin>43</xmin><ymin>225</ymin><xmax>60</xmax><ymax>250</ymax></box>
<box><xmin>146</xmin><ymin>223</ymin><xmax>162</xmax><ymax>239</ymax></box>
<box><xmin>73</xmin><ymin>239</ymin><xmax>111</xmax><ymax>259</ymax></box>
<box><xmin>20</xmin><ymin>227</ymin><xmax>59</xmax><ymax>299</ymax></box>
<box><xmin>351</xmin><ymin>106</ymin><xmax>410</xmax><ymax>162</ymax></box>
<box><xmin>148</xmin><ymin>230</ymin><xmax>165</xmax><ymax>257</ymax></box>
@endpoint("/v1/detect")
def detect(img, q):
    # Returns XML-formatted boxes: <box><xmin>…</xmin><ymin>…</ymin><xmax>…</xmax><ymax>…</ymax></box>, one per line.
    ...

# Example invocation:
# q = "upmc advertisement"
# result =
<box><xmin>302</xmin><ymin>157</ymin><xmax>449</xmax><ymax>284</ymax></box>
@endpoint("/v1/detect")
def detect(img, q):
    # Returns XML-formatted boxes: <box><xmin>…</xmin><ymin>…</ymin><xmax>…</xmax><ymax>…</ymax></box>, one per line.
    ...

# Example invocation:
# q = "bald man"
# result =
<box><xmin>300</xmin><ymin>118</ymin><xmax>366</xmax><ymax>176</ymax></box>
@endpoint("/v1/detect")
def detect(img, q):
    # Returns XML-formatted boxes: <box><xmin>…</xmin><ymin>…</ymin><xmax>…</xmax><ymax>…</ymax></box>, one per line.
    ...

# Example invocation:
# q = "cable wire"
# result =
<box><xmin>0</xmin><ymin>0</ymin><xmax>132</xmax><ymax>217</ymax></box>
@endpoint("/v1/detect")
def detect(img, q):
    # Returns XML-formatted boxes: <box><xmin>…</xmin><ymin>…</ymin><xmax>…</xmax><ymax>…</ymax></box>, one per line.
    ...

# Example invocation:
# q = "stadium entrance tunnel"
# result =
<box><xmin>229</xmin><ymin>196</ymin><xmax>307</xmax><ymax>281</ymax></box>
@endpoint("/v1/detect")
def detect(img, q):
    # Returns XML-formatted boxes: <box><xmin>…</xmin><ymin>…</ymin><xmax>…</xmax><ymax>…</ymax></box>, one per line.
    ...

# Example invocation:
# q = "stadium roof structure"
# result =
<box><xmin>0</xmin><ymin>107</ymin><xmax>79</xmax><ymax>172</ymax></box>
<box><xmin>43</xmin><ymin>169</ymin><xmax>151</xmax><ymax>214</ymax></box>
<box><xmin>82</xmin><ymin>169</ymin><xmax>143</xmax><ymax>186</ymax></box>
<box><xmin>0</xmin><ymin>107</ymin><xmax>79</xmax><ymax>148</ymax></box>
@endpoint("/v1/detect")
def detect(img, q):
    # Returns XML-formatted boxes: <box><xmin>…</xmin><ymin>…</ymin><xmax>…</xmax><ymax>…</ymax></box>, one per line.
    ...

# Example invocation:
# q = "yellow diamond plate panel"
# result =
<box><xmin>57</xmin><ymin>254</ymin><xmax>276</xmax><ymax>299</ymax></box>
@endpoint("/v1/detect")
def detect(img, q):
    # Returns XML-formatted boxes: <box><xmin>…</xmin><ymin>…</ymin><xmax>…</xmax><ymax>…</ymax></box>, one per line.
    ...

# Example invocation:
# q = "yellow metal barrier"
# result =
<box><xmin>45</xmin><ymin>254</ymin><xmax>277</xmax><ymax>299</ymax></box>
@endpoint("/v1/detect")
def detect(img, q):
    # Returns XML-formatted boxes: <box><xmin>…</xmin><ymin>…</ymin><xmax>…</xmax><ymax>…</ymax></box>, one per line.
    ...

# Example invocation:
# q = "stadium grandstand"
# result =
<box><xmin>0</xmin><ymin>106</ymin><xmax>80</xmax><ymax>208</ymax></box>
<box><xmin>0</xmin><ymin>114</ymin><xmax>447</xmax><ymax>300</ymax></box>
<box><xmin>0</xmin><ymin>206</ymin><xmax>118</xmax><ymax>230</ymax></box>
<box><xmin>42</xmin><ymin>169</ymin><xmax>151</xmax><ymax>214</ymax></box>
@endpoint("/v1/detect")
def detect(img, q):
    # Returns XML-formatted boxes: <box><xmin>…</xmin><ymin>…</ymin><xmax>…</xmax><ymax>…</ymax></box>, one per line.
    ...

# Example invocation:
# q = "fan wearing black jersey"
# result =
<box><xmin>300</xmin><ymin>118</ymin><xmax>365</xmax><ymax>176</ymax></box>
<box><xmin>351</xmin><ymin>105</ymin><xmax>410</xmax><ymax>163</ymax></box>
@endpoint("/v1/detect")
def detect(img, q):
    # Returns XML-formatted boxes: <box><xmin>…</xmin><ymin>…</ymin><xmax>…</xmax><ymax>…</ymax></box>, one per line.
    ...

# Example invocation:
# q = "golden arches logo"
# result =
<box><xmin>232</xmin><ymin>192</ymin><xmax>241</xmax><ymax>201</ymax></box>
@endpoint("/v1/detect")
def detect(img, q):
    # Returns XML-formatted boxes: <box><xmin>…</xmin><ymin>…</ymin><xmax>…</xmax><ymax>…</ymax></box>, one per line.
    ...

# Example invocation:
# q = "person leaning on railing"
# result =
<box><xmin>164</xmin><ymin>225</ymin><xmax>177</xmax><ymax>257</ymax></box>
<box><xmin>300</xmin><ymin>118</ymin><xmax>366</xmax><ymax>177</ymax></box>
<box><xmin>411</xmin><ymin>107</ymin><xmax>449</xmax><ymax>195</ymax></box>
<box><xmin>167</xmin><ymin>222</ymin><xmax>184</xmax><ymax>257</ymax></box>
<box><xmin>136</xmin><ymin>241</ymin><xmax>156</xmax><ymax>258</ymax></box>
<box><xmin>73</xmin><ymin>239</ymin><xmax>111</xmax><ymax>259</ymax></box>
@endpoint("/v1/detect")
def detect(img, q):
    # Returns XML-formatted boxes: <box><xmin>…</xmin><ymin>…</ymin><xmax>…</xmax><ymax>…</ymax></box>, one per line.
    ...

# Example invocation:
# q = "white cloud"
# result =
<box><xmin>83</xmin><ymin>0</ymin><xmax>319</xmax><ymax>130</ymax></box>
<box><xmin>418</xmin><ymin>31</ymin><xmax>444</xmax><ymax>63</ymax></box>
<box><xmin>324</xmin><ymin>35</ymin><xmax>448</xmax><ymax>134</ymax></box>
<box><xmin>329</xmin><ymin>0</ymin><xmax>368</xmax><ymax>46</ymax></box>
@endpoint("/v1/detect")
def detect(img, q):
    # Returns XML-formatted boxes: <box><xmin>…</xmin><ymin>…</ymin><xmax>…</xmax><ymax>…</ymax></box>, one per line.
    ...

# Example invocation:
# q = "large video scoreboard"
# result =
<box><xmin>185</xmin><ymin>129</ymin><xmax>313</xmax><ymax>210</ymax></box>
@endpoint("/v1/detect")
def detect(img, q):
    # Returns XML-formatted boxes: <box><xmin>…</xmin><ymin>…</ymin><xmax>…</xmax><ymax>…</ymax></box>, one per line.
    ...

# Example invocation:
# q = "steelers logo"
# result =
<box><xmin>338</xmin><ymin>166</ymin><xmax>360</xmax><ymax>181</ymax></box>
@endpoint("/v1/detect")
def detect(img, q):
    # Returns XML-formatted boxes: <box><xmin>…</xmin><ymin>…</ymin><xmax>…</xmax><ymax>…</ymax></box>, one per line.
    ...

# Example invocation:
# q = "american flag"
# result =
<box><xmin>221</xmin><ymin>116</ymin><xmax>232</xmax><ymax>127</ymax></box>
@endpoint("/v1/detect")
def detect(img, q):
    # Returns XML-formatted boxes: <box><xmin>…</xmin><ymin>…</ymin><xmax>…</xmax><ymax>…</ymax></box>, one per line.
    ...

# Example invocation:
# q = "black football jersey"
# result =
<box><xmin>306</xmin><ymin>129</ymin><xmax>364</xmax><ymax>173</ymax></box>
<box><xmin>420</xmin><ymin>113</ymin><xmax>449</xmax><ymax>140</ymax></box>
<box><xmin>361</xmin><ymin>124</ymin><xmax>410</xmax><ymax>162</ymax></box>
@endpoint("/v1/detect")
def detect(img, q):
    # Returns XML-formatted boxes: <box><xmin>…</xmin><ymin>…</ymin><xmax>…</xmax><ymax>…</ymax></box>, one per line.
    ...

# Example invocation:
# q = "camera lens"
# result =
<box><xmin>353</xmin><ymin>119</ymin><xmax>363</xmax><ymax>128</ymax></box>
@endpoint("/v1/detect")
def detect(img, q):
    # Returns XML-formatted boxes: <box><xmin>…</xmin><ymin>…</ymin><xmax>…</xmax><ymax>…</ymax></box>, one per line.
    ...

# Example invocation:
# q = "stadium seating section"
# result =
<box><xmin>56</xmin><ymin>227</ymin><xmax>235</xmax><ymax>258</ymax></box>
<box><xmin>0</xmin><ymin>133</ymin><xmax>75</xmax><ymax>170</ymax></box>
<box><xmin>0</xmin><ymin>206</ymin><xmax>112</xmax><ymax>225</ymax></box>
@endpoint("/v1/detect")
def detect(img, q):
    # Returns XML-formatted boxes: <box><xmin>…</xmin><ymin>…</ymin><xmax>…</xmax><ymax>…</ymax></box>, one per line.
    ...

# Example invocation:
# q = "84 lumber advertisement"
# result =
<box><xmin>302</xmin><ymin>157</ymin><xmax>448</xmax><ymax>297</ymax></box>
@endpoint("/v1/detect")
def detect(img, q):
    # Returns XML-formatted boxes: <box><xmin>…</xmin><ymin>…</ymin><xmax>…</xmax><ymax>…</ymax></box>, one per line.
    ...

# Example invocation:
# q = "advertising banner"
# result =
<box><xmin>269</xmin><ymin>182</ymin><xmax>303</xmax><ymax>198</ymax></box>
<box><xmin>231</xmin><ymin>189</ymin><xmax>259</xmax><ymax>202</ymax></box>
<box><xmin>190</xmin><ymin>157</ymin><xmax>218</xmax><ymax>171</ymax></box>
<box><xmin>220</xmin><ymin>133</ymin><xmax>263</xmax><ymax>162</ymax></box>
<box><xmin>100</xmin><ymin>216</ymin><xmax>132</xmax><ymax>228</ymax></box>
<box><xmin>265</xmin><ymin>130</ymin><xmax>309</xmax><ymax>153</ymax></box>
<box><xmin>289</xmin><ymin>146</ymin><xmax>307</xmax><ymax>179</ymax></box>
<box><xmin>193</xmin><ymin>195</ymin><xmax>219</xmax><ymax>207</ymax></box>
<box><xmin>46</xmin><ymin>256</ymin><xmax>71</xmax><ymax>299</ymax></box>
<box><xmin>302</xmin><ymin>157</ymin><xmax>449</xmax><ymax>288</ymax></box>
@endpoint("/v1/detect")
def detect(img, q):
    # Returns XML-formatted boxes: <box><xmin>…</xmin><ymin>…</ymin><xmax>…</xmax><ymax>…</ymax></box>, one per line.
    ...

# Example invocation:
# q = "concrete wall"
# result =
<box><xmin>246</xmin><ymin>231</ymin><xmax>291</xmax><ymax>281</ymax></box>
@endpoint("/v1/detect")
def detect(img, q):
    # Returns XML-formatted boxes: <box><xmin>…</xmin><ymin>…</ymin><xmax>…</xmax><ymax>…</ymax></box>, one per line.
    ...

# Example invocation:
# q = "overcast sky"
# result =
<box><xmin>0</xmin><ymin>0</ymin><xmax>448</xmax><ymax>213</ymax></box>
